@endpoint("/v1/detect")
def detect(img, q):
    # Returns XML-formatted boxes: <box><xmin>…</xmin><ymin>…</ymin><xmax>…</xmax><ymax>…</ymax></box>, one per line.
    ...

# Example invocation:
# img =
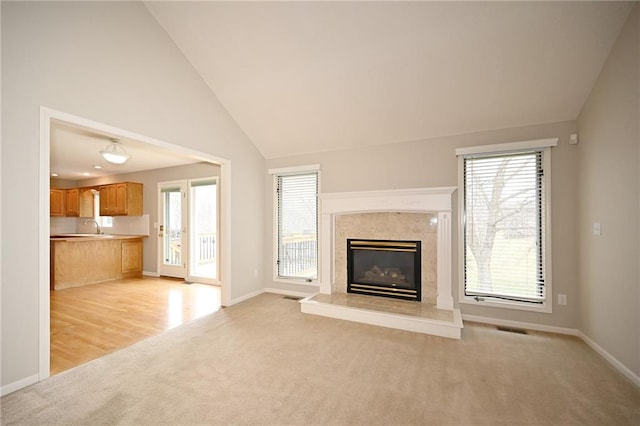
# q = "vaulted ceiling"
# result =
<box><xmin>145</xmin><ymin>1</ymin><xmax>633</xmax><ymax>159</ymax></box>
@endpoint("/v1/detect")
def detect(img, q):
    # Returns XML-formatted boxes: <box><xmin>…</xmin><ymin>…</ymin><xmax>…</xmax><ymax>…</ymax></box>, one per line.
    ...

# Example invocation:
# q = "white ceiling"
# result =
<box><xmin>50</xmin><ymin>120</ymin><xmax>200</xmax><ymax>181</ymax></box>
<box><xmin>146</xmin><ymin>1</ymin><xmax>633</xmax><ymax>159</ymax></box>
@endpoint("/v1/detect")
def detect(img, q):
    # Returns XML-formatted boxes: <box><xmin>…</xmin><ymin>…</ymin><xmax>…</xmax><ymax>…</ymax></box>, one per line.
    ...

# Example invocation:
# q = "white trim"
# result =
<box><xmin>457</xmin><ymin>146</ymin><xmax>553</xmax><ymax>314</ymax></box>
<box><xmin>436</xmin><ymin>211</ymin><xmax>454</xmax><ymax>309</ymax></box>
<box><xmin>462</xmin><ymin>314</ymin><xmax>579</xmax><ymax>336</ymax></box>
<box><xmin>38</xmin><ymin>109</ymin><xmax>51</xmax><ymax>381</ymax></box>
<box><xmin>318</xmin><ymin>187</ymin><xmax>456</xmax><ymax>311</ymax></box>
<box><xmin>271</xmin><ymin>278</ymin><xmax>319</xmax><ymax>287</ymax></box>
<box><xmin>268</xmin><ymin>164</ymin><xmax>320</xmax><ymax>175</ymax></box>
<box><xmin>271</xmin><ymin>168</ymin><xmax>321</xmax><ymax>283</ymax></box>
<box><xmin>142</xmin><ymin>270</ymin><xmax>160</xmax><ymax>277</ymax></box>
<box><xmin>187</xmin><ymin>176</ymin><xmax>221</xmax><ymax>285</ymax></box>
<box><xmin>320</xmin><ymin>187</ymin><xmax>456</xmax><ymax>214</ymax></box>
<box><xmin>455</xmin><ymin>137</ymin><xmax>558</xmax><ymax>156</ymax></box>
<box><xmin>264</xmin><ymin>288</ymin><xmax>317</xmax><ymax>298</ymax></box>
<box><xmin>157</xmin><ymin>180</ymin><xmax>188</xmax><ymax>279</ymax></box>
<box><xmin>39</xmin><ymin>107</ymin><xmax>233</xmax><ymax>389</ymax></box>
<box><xmin>220</xmin><ymin>162</ymin><xmax>232</xmax><ymax>307</ymax></box>
<box><xmin>230</xmin><ymin>288</ymin><xmax>264</xmax><ymax>305</ymax></box>
<box><xmin>459</xmin><ymin>297</ymin><xmax>551</xmax><ymax>313</ymax></box>
<box><xmin>1</xmin><ymin>374</ymin><xmax>39</xmax><ymax>397</ymax></box>
<box><xmin>578</xmin><ymin>331</ymin><xmax>640</xmax><ymax>388</ymax></box>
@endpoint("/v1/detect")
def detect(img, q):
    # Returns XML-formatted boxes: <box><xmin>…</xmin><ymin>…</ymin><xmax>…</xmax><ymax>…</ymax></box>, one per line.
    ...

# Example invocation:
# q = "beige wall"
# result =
<box><xmin>81</xmin><ymin>162</ymin><xmax>221</xmax><ymax>274</ymax></box>
<box><xmin>576</xmin><ymin>4</ymin><xmax>639</xmax><ymax>377</ymax></box>
<box><xmin>266</xmin><ymin>120</ymin><xmax>580</xmax><ymax>329</ymax></box>
<box><xmin>1</xmin><ymin>2</ymin><xmax>265</xmax><ymax>388</ymax></box>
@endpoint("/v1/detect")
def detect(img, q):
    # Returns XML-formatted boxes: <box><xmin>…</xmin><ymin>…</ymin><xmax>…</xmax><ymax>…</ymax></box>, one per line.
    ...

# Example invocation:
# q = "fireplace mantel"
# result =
<box><xmin>318</xmin><ymin>187</ymin><xmax>457</xmax><ymax>310</ymax></box>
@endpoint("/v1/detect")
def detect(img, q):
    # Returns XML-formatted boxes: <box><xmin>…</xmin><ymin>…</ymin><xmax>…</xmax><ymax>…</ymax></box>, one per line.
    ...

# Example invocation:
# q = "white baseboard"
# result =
<box><xmin>142</xmin><ymin>271</ymin><xmax>159</xmax><ymax>277</ymax></box>
<box><xmin>230</xmin><ymin>289</ymin><xmax>265</xmax><ymax>305</ymax></box>
<box><xmin>264</xmin><ymin>288</ymin><xmax>317</xmax><ymax>298</ymax></box>
<box><xmin>462</xmin><ymin>314</ymin><xmax>580</xmax><ymax>336</ymax></box>
<box><xmin>1</xmin><ymin>374</ymin><xmax>38</xmax><ymax>396</ymax></box>
<box><xmin>578</xmin><ymin>331</ymin><xmax>640</xmax><ymax>388</ymax></box>
<box><xmin>463</xmin><ymin>314</ymin><xmax>639</xmax><ymax>389</ymax></box>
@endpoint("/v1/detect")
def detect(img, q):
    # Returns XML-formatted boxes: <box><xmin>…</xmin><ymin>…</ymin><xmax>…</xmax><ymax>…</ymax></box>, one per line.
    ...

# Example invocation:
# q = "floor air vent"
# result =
<box><xmin>497</xmin><ymin>326</ymin><xmax>528</xmax><ymax>335</ymax></box>
<box><xmin>283</xmin><ymin>296</ymin><xmax>302</xmax><ymax>301</ymax></box>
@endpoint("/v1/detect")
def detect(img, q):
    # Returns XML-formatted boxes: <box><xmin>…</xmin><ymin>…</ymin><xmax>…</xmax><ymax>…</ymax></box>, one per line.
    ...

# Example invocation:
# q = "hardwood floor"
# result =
<box><xmin>50</xmin><ymin>276</ymin><xmax>221</xmax><ymax>375</ymax></box>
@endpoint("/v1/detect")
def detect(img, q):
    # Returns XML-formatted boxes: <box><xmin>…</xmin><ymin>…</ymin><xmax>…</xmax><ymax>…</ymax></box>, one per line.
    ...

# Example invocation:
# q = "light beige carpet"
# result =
<box><xmin>1</xmin><ymin>293</ymin><xmax>638</xmax><ymax>425</ymax></box>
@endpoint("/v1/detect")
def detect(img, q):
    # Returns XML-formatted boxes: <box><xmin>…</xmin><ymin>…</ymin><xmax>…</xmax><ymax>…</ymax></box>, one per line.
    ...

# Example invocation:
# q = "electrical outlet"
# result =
<box><xmin>558</xmin><ymin>294</ymin><xmax>567</xmax><ymax>306</ymax></box>
<box><xmin>593</xmin><ymin>222</ymin><xmax>602</xmax><ymax>236</ymax></box>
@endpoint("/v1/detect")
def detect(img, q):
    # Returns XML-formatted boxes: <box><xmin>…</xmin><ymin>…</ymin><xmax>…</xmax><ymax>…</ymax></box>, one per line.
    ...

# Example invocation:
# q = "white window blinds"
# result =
<box><xmin>463</xmin><ymin>150</ymin><xmax>546</xmax><ymax>303</ymax></box>
<box><xmin>276</xmin><ymin>172</ymin><xmax>318</xmax><ymax>280</ymax></box>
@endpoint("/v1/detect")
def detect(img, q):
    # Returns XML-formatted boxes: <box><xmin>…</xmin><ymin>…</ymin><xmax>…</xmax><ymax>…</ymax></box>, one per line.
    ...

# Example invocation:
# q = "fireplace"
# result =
<box><xmin>347</xmin><ymin>239</ymin><xmax>421</xmax><ymax>301</ymax></box>
<box><xmin>301</xmin><ymin>187</ymin><xmax>462</xmax><ymax>339</ymax></box>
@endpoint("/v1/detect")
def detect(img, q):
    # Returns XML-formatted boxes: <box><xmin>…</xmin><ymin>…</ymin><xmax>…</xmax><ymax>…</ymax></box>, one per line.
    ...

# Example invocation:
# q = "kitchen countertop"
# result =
<box><xmin>50</xmin><ymin>234</ymin><xmax>147</xmax><ymax>242</ymax></box>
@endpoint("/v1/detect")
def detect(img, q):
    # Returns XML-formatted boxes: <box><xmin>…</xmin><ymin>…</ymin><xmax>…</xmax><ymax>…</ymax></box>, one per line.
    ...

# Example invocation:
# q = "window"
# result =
<box><xmin>270</xmin><ymin>165</ymin><xmax>319</xmax><ymax>281</ymax></box>
<box><xmin>93</xmin><ymin>192</ymin><xmax>112</xmax><ymax>228</ymax></box>
<box><xmin>457</xmin><ymin>139</ymin><xmax>556</xmax><ymax>311</ymax></box>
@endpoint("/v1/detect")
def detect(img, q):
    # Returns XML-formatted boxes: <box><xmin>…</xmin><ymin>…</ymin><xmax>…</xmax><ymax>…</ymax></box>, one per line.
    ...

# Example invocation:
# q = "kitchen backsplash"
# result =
<box><xmin>104</xmin><ymin>214</ymin><xmax>150</xmax><ymax>236</ymax></box>
<box><xmin>50</xmin><ymin>217</ymin><xmax>77</xmax><ymax>234</ymax></box>
<box><xmin>51</xmin><ymin>214</ymin><xmax>150</xmax><ymax>236</ymax></box>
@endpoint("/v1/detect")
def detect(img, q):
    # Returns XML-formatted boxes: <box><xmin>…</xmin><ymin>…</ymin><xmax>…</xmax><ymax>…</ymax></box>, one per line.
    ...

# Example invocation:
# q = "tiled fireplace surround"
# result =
<box><xmin>300</xmin><ymin>187</ymin><xmax>464</xmax><ymax>339</ymax></box>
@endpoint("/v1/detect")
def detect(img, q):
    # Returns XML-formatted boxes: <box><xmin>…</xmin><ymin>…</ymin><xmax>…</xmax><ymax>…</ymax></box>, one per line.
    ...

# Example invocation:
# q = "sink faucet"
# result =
<box><xmin>83</xmin><ymin>219</ymin><xmax>102</xmax><ymax>234</ymax></box>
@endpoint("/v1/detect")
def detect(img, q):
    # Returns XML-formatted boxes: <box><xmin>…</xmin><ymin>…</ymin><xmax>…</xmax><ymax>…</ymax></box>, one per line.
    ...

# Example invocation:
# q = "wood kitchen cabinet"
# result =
<box><xmin>51</xmin><ymin>187</ymin><xmax>95</xmax><ymax>217</ymax></box>
<box><xmin>50</xmin><ymin>189</ymin><xmax>66</xmax><ymax>217</ymax></box>
<box><xmin>65</xmin><ymin>188</ymin><xmax>79</xmax><ymax>216</ymax></box>
<box><xmin>50</xmin><ymin>236</ymin><xmax>145</xmax><ymax>289</ymax></box>
<box><xmin>121</xmin><ymin>240</ymin><xmax>143</xmax><ymax>276</ymax></box>
<box><xmin>99</xmin><ymin>182</ymin><xmax>143</xmax><ymax>216</ymax></box>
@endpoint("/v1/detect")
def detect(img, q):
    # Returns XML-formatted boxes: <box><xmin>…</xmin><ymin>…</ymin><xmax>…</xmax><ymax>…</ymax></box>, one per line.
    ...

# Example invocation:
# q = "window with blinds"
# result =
<box><xmin>276</xmin><ymin>172</ymin><xmax>318</xmax><ymax>280</ymax></box>
<box><xmin>463</xmin><ymin>150</ymin><xmax>546</xmax><ymax>304</ymax></box>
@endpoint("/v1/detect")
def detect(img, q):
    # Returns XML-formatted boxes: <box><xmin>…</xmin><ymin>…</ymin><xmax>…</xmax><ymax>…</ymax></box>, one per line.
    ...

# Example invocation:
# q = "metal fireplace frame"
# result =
<box><xmin>347</xmin><ymin>238</ymin><xmax>422</xmax><ymax>301</ymax></box>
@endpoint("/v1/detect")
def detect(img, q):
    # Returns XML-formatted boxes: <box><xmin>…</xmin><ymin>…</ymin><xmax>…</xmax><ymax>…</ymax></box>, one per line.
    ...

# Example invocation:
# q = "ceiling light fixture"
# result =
<box><xmin>100</xmin><ymin>138</ymin><xmax>130</xmax><ymax>165</ymax></box>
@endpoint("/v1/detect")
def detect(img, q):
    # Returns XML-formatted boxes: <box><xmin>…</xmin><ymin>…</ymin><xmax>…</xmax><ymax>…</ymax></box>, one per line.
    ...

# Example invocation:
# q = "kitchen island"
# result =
<box><xmin>50</xmin><ymin>234</ymin><xmax>146</xmax><ymax>290</ymax></box>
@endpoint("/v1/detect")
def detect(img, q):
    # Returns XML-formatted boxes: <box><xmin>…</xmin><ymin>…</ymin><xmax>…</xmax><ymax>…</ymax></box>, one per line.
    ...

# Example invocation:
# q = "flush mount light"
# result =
<box><xmin>100</xmin><ymin>138</ymin><xmax>130</xmax><ymax>165</ymax></box>
<box><xmin>51</xmin><ymin>173</ymin><xmax>59</xmax><ymax>177</ymax></box>
<box><xmin>93</xmin><ymin>165</ymin><xmax>103</xmax><ymax>169</ymax></box>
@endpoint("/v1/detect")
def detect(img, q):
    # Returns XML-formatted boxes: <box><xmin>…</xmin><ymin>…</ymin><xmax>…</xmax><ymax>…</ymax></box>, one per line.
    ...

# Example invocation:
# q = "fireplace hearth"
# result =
<box><xmin>347</xmin><ymin>239</ymin><xmax>421</xmax><ymax>301</ymax></box>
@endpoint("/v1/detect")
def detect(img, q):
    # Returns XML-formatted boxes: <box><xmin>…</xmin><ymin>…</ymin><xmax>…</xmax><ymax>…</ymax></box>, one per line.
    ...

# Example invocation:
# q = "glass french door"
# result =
<box><xmin>158</xmin><ymin>178</ymin><xmax>218</xmax><ymax>282</ymax></box>
<box><xmin>159</xmin><ymin>182</ymin><xmax>187</xmax><ymax>278</ymax></box>
<box><xmin>189</xmin><ymin>179</ymin><xmax>217</xmax><ymax>280</ymax></box>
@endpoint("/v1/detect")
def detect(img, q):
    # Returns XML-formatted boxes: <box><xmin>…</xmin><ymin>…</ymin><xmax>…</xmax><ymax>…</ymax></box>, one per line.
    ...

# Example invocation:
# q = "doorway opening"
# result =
<box><xmin>40</xmin><ymin>107</ymin><xmax>232</xmax><ymax>382</ymax></box>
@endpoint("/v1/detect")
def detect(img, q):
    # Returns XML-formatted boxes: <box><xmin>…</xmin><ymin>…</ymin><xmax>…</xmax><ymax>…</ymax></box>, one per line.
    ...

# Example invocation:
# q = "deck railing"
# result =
<box><xmin>196</xmin><ymin>233</ymin><xmax>216</xmax><ymax>265</ymax></box>
<box><xmin>167</xmin><ymin>233</ymin><xmax>216</xmax><ymax>266</ymax></box>
<box><xmin>279</xmin><ymin>235</ymin><xmax>317</xmax><ymax>278</ymax></box>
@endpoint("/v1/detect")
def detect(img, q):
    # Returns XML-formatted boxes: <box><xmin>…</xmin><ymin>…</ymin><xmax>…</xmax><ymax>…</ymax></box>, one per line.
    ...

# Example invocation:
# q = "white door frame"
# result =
<box><xmin>156</xmin><ymin>177</ymin><xmax>220</xmax><ymax>284</ymax></box>
<box><xmin>158</xmin><ymin>180</ymin><xmax>188</xmax><ymax>279</ymax></box>
<box><xmin>186</xmin><ymin>176</ymin><xmax>220</xmax><ymax>285</ymax></box>
<box><xmin>38</xmin><ymin>107</ymin><xmax>233</xmax><ymax>381</ymax></box>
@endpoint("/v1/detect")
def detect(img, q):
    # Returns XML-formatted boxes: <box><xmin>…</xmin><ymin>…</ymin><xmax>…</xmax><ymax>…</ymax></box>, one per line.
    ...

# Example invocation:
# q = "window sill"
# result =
<box><xmin>273</xmin><ymin>278</ymin><xmax>319</xmax><ymax>287</ymax></box>
<box><xmin>459</xmin><ymin>296</ymin><xmax>552</xmax><ymax>314</ymax></box>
